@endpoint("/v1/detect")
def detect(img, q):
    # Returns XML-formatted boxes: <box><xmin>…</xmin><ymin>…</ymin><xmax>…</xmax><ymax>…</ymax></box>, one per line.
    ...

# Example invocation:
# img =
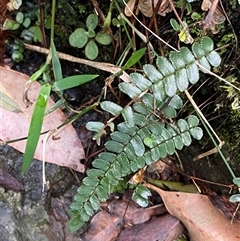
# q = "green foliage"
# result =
<box><xmin>11</xmin><ymin>40</ymin><xmax>24</xmax><ymax>62</ymax></box>
<box><xmin>68</xmin><ymin>37</ymin><xmax>221</xmax><ymax>232</ymax></box>
<box><xmin>69</xmin><ymin>13</ymin><xmax>112</xmax><ymax>60</ymax></box>
<box><xmin>21</xmin><ymin>84</ymin><xmax>51</xmax><ymax>175</ymax></box>
<box><xmin>21</xmin><ymin>42</ymin><xmax>98</xmax><ymax>174</ymax></box>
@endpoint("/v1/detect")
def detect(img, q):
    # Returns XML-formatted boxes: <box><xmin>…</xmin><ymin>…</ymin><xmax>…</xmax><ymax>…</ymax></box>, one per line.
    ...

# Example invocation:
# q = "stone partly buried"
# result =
<box><xmin>0</xmin><ymin>151</ymin><xmax>82</xmax><ymax>241</ymax></box>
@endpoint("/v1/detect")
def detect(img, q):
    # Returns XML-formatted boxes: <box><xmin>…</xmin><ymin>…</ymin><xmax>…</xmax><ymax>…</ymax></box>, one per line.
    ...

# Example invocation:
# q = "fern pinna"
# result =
<box><xmin>68</xmin><ymin>37</ymin><xmax>221</xmax><ymax>232</ymax></box>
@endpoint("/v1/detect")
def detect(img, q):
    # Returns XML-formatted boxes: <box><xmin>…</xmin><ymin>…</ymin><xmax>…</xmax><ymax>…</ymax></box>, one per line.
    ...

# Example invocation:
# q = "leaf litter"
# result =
<box><xmin>0</xmin><ymin>66</ymin><xmax>85</xmax><ymax>172</ymax></box>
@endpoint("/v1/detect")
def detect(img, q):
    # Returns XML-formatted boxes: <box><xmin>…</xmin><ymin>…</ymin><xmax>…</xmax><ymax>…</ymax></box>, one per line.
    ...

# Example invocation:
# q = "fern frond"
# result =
<box><xmin>69</xmin><ymin>113</ymin><xmax>202</xmax><ymax>231</ymax></box>
<box><xmin>68</xmin><ymin>36</ymin><xmax>221</xmax><ymax>232</ymax></box>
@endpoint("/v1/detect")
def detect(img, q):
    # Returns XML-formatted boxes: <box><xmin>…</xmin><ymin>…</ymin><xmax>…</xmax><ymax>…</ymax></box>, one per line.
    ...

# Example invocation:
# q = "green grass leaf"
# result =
<box><xmin>53</xmin><ymin>74</ymin><xmax>98</xmax><ymax>91</ymax></box>
<box><xmin>122</xmin><ymin>47</ymin><xmax>146</xmax><ymax>71</ymax></box>
<box><xmin>51</xmin><ymin>40</ymin><xmax>62</xmax><ymax>81</ymax></box>
<box><xmin>21</xmin><ymin>84</ymin><xmax>51</xmax><ymax>175</ymax></box>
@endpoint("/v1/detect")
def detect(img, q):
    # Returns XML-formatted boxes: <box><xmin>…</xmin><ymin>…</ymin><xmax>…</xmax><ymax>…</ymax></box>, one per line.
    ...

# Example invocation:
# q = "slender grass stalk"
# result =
<box><xmin>50</xmin><ymin>0</ymin><xmax>56</xmax><ymax>41</ymax></box>
<box><xmin>185</xmin><ymin>90</ymin><xmax>238</xmax><ymax>182</ymax></box>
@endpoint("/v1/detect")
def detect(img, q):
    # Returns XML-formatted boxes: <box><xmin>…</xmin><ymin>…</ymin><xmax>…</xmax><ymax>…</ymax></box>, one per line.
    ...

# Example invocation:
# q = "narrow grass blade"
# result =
<box><xmin>53</xmin><ymin>75</ymin><xmax>98</xmax><ymax>91</ymax></box>
<box><xmin>122</xmin><ymin>47</ymin><xmax>146</xmax><ymax>71</ymax></box>
<box><xmin>51</xmin><ymin>40</ymin><xmax>62</xmax><ymax>81</ymax></box>
<box><xmin>21</xmin><ymin>84</ymin><xmax>51</xmax><ymax>175</ymax></box>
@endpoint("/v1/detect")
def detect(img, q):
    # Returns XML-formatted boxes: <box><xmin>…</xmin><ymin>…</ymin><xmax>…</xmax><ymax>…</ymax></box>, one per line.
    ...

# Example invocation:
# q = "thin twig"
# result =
<box><xmin>24</xmin><ymin>43</ymin><xmax>130</xmax><ymax>82</ymax></box>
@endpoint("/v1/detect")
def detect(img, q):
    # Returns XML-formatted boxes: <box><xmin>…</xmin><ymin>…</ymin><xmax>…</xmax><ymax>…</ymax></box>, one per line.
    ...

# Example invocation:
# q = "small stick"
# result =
<box><xmin>202</xmin><ymin>0</ymin><xmax>220</xmax><ymax>29</ymax></box>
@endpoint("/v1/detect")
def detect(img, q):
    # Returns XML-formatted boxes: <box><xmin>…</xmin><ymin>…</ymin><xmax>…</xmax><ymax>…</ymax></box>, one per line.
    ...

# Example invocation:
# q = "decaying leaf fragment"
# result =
<box><xmin>125</xmin><ymin>0</ymin><xmax>172</xmax><ymax>17</ymax></box>
<box><xmin>201</xmin><ymin>0</ymin><xmax>226</xmax><ymax>33</ymax></box>
<box><xmin>83</xmin><ymin>195</ymin><xmax>167</xmax><ymax>241</ymax></box>
<box><xmin>0</xmin><ymin>88</ymin><xmax>21</xmax><ymax>112</ymax></box>
<box><xmin>117</xmin><ymin>214</ymin><xmax>184</xmax><ymax>241</ymax></box>
<box><xmin>145</xmin><ymin>183</ymin><xmax>240</xmax><ymax>241</ymax></box>
<box><xmin>0</xmin><ymin>66</ymin><xmax>85</xmax><ymax>173</ymax></box>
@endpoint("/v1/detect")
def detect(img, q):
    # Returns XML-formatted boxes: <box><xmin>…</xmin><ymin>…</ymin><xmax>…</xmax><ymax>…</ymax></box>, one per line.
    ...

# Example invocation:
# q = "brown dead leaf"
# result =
<box><xmin>117</xmin><ymin>214</ymin><xmax>184</xmax><ymax>241</ymax></box>
<box><xmin>84</xmin><ymin>210</ymin><xmax>122</xmax><ymax>241</ymax></box>
<box><xmin>125</xmin><ymin>0</ymin><xmax>172</xmax><ymax>17</ymax></box>
<box><xmin>106</xmin><ymin>198</ymin><xmax>166</xmax><ymax>226</ymax></box>
<box><xmin>145</xmin><ymin>183</ymin><xmax>240</xmax><ymax>241</ymax></box>
<box><xmin>201</xmin><ymin>0</ymin><xmax>226</xmax><ymax>33</ymax></box>
<box><xmin>85</xmin><ymin>196</ymin><xmax>168</xmax><ymax>241</ymax></box>
<box><xmin>0</xmin><ymin>66</ymin><xmax>85</xmax><ymax>173</ymax></box>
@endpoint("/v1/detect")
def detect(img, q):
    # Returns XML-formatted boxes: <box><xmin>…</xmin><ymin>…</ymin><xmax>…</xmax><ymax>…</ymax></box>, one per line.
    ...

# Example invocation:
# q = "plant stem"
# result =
<box><xmin>185</xmin><ymin>90</ymin><xmax>237</xmax><ymax>181</ymax></box>
<box><xmin>50</xmin><ymin>0</ymin><xmax>56</xmax><ymax>41</ymax></box>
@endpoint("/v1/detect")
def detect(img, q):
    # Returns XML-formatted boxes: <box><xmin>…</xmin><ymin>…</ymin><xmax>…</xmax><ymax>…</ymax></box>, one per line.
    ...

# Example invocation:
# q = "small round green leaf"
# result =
<box><xmin>23</xmin><ymin>18</ymin><xmax>31</xmax><ymax>28</ymax></box>
<box><xmin>177</xmin><ymin>119</ymin><xmax>189</xmax><ymax>132</ymax></box>
<box><xmin>86</xmin><ymin>13</ymin><xmax>98</xmax><ymax>30</ymax></box>
<box><xmin>180</xmin><ymin>132</ymin><xmax>192</xmax><ymax>146</ymax></box>
<box><xmin>96</xmin><ymin>185</ymin><xmax>108</xmax><ymax>202</ymax></box>
<box><xmin>136</xmin><ymin>185</ymin><xmax>152</xmax><ymax>199</ymax></box>
<box><xmin>233</xmin><ymin>177</ymin><xmax>240</xmax><ymax>186</ymax></box>
<box><xmin>201</xmin><ymin>36</ymin><xmax>214</xmax><ymax>53</ymax></box>
<box><xmin>83</xmin><ymin>177</ymin><xmax>99</xmax><ymax>187</ymax></box>
<box><xmin>95</xmin><ymin>32</ymin><xmax>112</xmax><ymax>45</ymax></box>
<box><xmin>187</xmin><ymin>115</ymin><xmax>199</xmax><ymax>127</ymax></box>
<box><xmin>130</xmin><ymin>73</ymin><xmax>152</xmax><ymax>91</ymax></box>
<box><xmin>12</xmin><ymin>0</ymin><xmax>22</xmax><ymax>9</ymax></box>
<box><xmin>175</xmin><ymin>68</ymin><xmax>189</xmax><ymax>92</ymax></box>
<box><xmin>192</xmin><ymin>42</ymin><xmax>205</xmax><ymax>58</ymax></box>
<box><xmin>3</xmin><ymin>19</ymin><xmax>19</xmax><ymax>30</ymax></box>
<box><xmin>206</xmin><ymin>51</ymin><xmax>221</xmax><ymax>67</ymax></box>
<box><xmin>169</xmin><ymin>95</ymin><xmax>183</xmax><ymax>109</ymax></box>
<box><xmin>130</xmin><ymin>135</ymin><xmax>145</xmax><ymax>157</ymax></box>
<box><xmin>190</xmin><ymin>127</ymin><xmax>203</xmax><ymax>140</ymax></box>
<box><xmin>88</xmin><ymin>28</ymin><xmax>96</xmax><ymax>38</ymax></box>
<box><xmin>157</xmin><ymin>57</ymin><xmax>175</xmax><ymax>76</ymax></box>
<box><xmin>69</xmin><ymin>28</ymin><xmax>88</xmax><ymax>48</ymax></box>
<box><xmin>173</xmin><ymin>136</ymin><xmax>183</xmax><ymax>150</ymax></box>
<box><xmin>229</xmin><ymin>194</ymin><xmax>240</xmax><ymax>203</ymax></box>
<box><xmin>170</xmin><ymin>18</ymin><xmax>181</xmax><ymax>31</ymax></box>
<box><xmin>86</xmin><ymin>121</ymin><xmax>104</xmax><ymax>132</ymax></box>
<box><xmin>111</xmin><ymin>131</ymin><xmax>131</xmax><ymax>144</ymax></box>
<box><xmin>164</xmin><ymin>75</ymin><xmax>177</xmax><ymax>97</ymax></box>
<box><xmin>199</xmin><ymin>56</ymin><xmax>211</xmax><ymax>73</ymax></box>
<box><xmin>16</xmin><ymin>12</ymin><xmax>24</xmax><ymax>24</ymax></box>
<box><xmin>132</xmin><ymin>192</ymin><xmax>149</xmax><ymax>207</ymax></box>
<box><xmin>105</xmin><ymin>140</ymin><xmax>124</xmax><ymax>153</ymax></box>
<box><xmin>85</xmin><ymin>40</ymin><xmax>98</xmax><ymax>60</ymax></box>
<box><xmin>119</xmin><ymin>82</ymin><xmax>142</xmax><ymax>99</ymax></box>
<box><xmin>163</xmin><ymin>106</ymin><xmax>176</xmax><ymax>118</ymax></box>
<box><xmin>143</xmin><ymin>137</ymin><xmax>156</xmax><ymax>148</ymax></box>
<box><xmin>90</xmin><ymin>195</ymin><xmax>100</xmax><ymax>211</ymax></box>
<box><xmin>100</xmin><ymin>101</ymin><xmax>123</xmax><ymax>116</ymax></box>
<box><xmin>27</xmin><ymin>26</ymin><xmax>42</xmax><ymax>42</ymax></box>
<box><xmin>151</xmin><ymin>146</ymin><xmax>161</xmax><ymax>161</ymax></box>
<box><xmin>122</xmin><ymin>106</ymin><xmax>134</xmax><ymax>127</ymax></box>
<box><xmin>165</xmin><ymin>139</ymin><xmax>175</xmax><ymax>155</ymax></box>
<box><xmin>12</xmin><ymin>51</ymin><xmax>23</xmax><ymax>62</ymax></box>
<box><xmin>68</xmin><ymin>215</ymin><xmax>84</xmax><ymax>232</ymax></box>
<box><xmin>143</xmin><ymin>64</ymin><xmax>163</xmax><ymax>83</ymax></box>
<box><xmin>84</xmin><ymin>202</ymin><xmax>94</xmax><ymax>216</ymax></box>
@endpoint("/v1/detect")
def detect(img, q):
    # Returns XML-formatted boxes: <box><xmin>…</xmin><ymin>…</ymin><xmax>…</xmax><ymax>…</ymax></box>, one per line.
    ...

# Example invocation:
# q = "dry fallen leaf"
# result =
<box><xmin>0</xmin><ymin>66</ymin><xmax>85</xmax><ymax>173</ymax></box>
<box><xmin>125</xmin><ymin>0</ymin><xmax>172</xmax><ymax>17</ymax></box>
<box><xmin>85</xmin><ymin>196</ymin><xmax>168</xmax><ymax>241</ymax></box>
<box><xmin>106</xmin><ymin>198</ymin><xmax>166</xmax><ymax>226</ymax></box>
<box><xmin>84</xmin><ymin>210</ymin><xmax>122</xmax><ymax>241</ymax></box>
<box><xmin>145</xmin><ymin>183</ymin><xmax>240</xmax><ymax>241</ymax></box>
<box><xmin>117</xmin><ymin>214</ymin><xmax>184</xmax><ymax>241</ymax></box>
<box><xmin>201</xmin><ymin>0</ymin><xmax>226</xmax><ymax>33</ymax></box>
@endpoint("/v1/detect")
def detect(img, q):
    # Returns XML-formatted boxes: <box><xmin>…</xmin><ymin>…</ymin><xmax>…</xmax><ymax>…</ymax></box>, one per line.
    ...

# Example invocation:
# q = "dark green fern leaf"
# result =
<box><xmin>68</xmin><ymin>36</ymin><xmax>221</xmax><ymax>232</ymax></box>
